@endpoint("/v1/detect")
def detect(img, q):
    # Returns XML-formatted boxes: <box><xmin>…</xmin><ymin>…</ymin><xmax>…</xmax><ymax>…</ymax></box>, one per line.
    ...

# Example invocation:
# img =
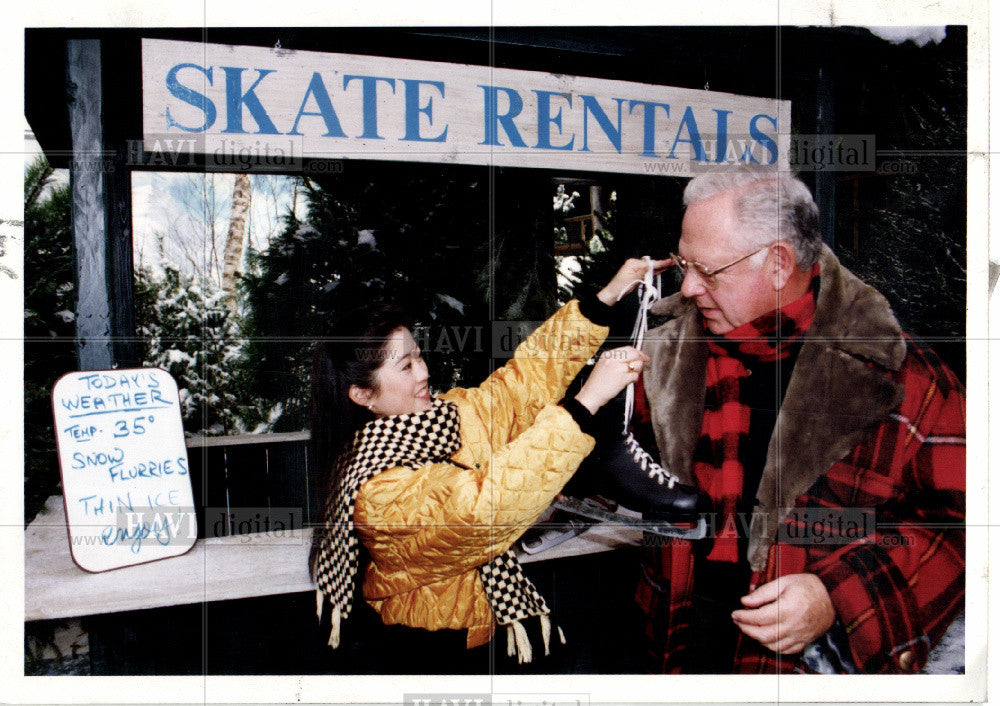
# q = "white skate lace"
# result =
<box><xmin>613</xmin><ymin>258</ymin><xmax>679</xmax><ymax>488</ymax></box>
<box><xmin>622</xmin><ymin>429</ymin><xmax>678</xmax><ymax>488</ymax></box>
<box><xmin>616</xmin><ymin>257</ymin><xmax>662</xmax><ymax>429</ymax></box>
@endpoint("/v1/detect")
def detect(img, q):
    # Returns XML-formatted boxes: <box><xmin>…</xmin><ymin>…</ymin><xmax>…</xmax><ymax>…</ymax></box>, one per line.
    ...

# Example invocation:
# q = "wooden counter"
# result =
<box><xmin>25</xmin><ymin>496</ymin><xmax>641</xmax><ymax>622</ymax></box>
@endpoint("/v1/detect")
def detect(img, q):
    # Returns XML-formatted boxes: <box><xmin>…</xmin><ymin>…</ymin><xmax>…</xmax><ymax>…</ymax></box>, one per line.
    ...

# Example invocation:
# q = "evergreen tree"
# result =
<box><xmin>134</xmin><ymin>260</ymin><xmax>252</xmax><ymax>435</ymax></box>
<box><xmin>239</xmin><ymin>165</ymin><xmax>491</xmax><ymax>432</ymax></box>
<box><xmin>24</xmin><ymin>156</ymin><xmax>74</xmax><ymax>523</ymax></box>
<box><xmin>554</xmin><ymin>184</ymin><xmax>620</xmax><ymax>306</ymax></box>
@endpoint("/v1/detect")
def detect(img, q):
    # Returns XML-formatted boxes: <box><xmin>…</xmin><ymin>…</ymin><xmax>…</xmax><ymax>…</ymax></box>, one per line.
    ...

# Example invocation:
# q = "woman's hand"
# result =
<box><xmin>574</xmin><ymin>346</ymin><xmax>650</xmax><ymax>414</ymax></box>
<box><xmin>597</xmin><ymin>257</ymin><xmax>674</xmax><ymax>306</ymax></box>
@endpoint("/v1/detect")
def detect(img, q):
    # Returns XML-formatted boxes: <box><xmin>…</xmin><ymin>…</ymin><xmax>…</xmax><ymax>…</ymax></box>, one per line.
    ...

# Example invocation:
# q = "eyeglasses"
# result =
<box><xmin>669</xmin><ymin>244</ymin><xmax>771</xmax><ymax>290</ymax></box>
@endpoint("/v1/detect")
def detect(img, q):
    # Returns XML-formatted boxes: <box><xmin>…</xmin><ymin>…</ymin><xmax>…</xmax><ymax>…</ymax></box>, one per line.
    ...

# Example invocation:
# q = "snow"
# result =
<box><xmin>250</xmin><ymin>402</ymin><xmax>285</xmax><ymax>434</ymax></box>
<box><xmin>556</xmin><ymin>255</ymin><xmax>583</xmax><ymax>291</ymax></box>
<box><xmin>866</xmin><ymin>27</ymin><xmax>946</xmax><ymax>47</ymax></box>
<box><xmin>166</xmin><ymin>349</ymin><xmax>195</xmax><ymax>366</ymax></box>
<box><xmin>924</xmin><ymin>609</ymin><xmax>965</xmax><ymax>674</ymax></box>
<box><xmin>357</xmin><ymin>229</ymin><xmax>377</xmax><ymax>249</ymax></box>
<box><xmin>587</xmin><ymin>233</ymin><xmax>607</xmax><ymax>253</ymax></box>
<box><xmin>436</xmin><ymin>293</ymin><xmax>465</xmax><ymax>314</ymax></box>
<box><xmin>294</xmin><ymin>224</ymin><xmax>319</xmax><ymax>241</ymax></box>
<box><xmin>137</xmin><ymin>261</ymin><xmax>279</xmax><ymax>436</ymax></box>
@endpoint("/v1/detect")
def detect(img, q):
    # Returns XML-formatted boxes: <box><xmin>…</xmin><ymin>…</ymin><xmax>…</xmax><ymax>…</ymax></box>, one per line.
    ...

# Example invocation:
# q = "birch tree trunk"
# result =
<box><xmin>222</xmin><ymin>173</ymin><xmax>252</xmax><ymax>311</ymax></box>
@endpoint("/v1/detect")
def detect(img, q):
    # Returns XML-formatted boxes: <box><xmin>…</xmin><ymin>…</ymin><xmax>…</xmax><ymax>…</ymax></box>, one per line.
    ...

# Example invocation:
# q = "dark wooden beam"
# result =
<box><xmin>67</xmin><ymin>39</ymin><xmax>113</xmax><ymax>371</ymax></box>
<box><xmin>66</xmin><ymin>38</ymin><xmax>136</xmax><ymax>371</ymax></box>
<box><xmin>101</xmin><ymin>38</ymin><xmax>138</xmax><ymax>368</ymax></box>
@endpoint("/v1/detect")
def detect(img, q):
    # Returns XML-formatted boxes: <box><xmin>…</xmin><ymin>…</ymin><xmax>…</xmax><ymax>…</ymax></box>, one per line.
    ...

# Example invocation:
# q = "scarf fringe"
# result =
<box><xmin>328</xmin><ymin>607</ymin><xmax>342</xmax><ymax>649</ymax></box>
<box><xmin>316</xmin><ymin>589</ymin><xmax>343</xmax><ymax>650</ymax></box>
<box><xmin>509</xmin><ymin>620</ymin><xmax>533</xmax><ymax>664</ymax></box>
<box><xmin>504</xmin><ymin>616</ymin><xmax>561</xmax><ymax>662</ymax></box>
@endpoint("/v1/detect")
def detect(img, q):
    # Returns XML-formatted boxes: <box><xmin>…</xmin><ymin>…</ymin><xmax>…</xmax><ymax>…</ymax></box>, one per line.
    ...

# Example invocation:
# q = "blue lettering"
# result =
<box><xmin>580</xmin><ymin>95</ymin><xmax>626</xmax><ymax>153</ymax></box>
<box><xmin>288</xmin><ymin>72</ymin><xmax>347</xmax><ymax>137</ymax></box>
<box><xmin>628</xmin><ymin>100</ymin><xmax>671</xmax><ymax>157</ymax></box>
<box><xmin>221</xmin><ymin>67</ymin><xmax>280</xmax><ymax>135</ymax></box>
<box><xmin>91</xmin><ymin>497</ymin><xmax>107</xmax><ymax>516</ymax></box>
<box><xmin>401</xmin><ymin>79</ymin><xmax>447</xmax><ymax>142</ymax></box>
<box><xmin>117</xmin><ymin>493</ymin><xmax>134</xmax><ymax>513</ymax></box>
<box><xmin>478</xmin><ymin>85</ymin><xmax>527</xmax><ymax>147</ymax></box>
<box><xmin>343</xmin><ymin>75</ymin><xmax>396</xmax><ymax>140</ymax></box>
<box><xmin>748</xmin><ymin>114</ymin><xmax>779</xmax><ymax>165</ymax></box>
<box><xmin>108</xmin><ymin>392</ymin><xmax>131</xmax><ymax>407</ymax></box>
<box><xmin>165</xmin><ymin>63</ymin><xmax>217</xmax><ymax>133</ymax></box>
<box><xmin>713</xmin><ymin>109</ymin><xmax>732</xmax><ymax>163</ymax></box>
<box><xmin>64</xmin><ymin>423</ymin><xmax>97</xmax><ymax>441</ymax></box>
<box><xmin>533</xmin><ymin>90</ymin><xmax>574</xmax><ymax>150</ymax></box>
<box><xmin>108</xmin><ymin>457</ymin><xmax>180</xmax><ymax>484</ymax></box>
<box><xmin>78</xmin><ymin>494</ymin><xmax>136</xmax><ymax>517</ymax></box>
<box><xmin>668</xmin><ymin>106</ymin><xmax>707</xmax><ymax>162</ymax></box>
<box><xmin>81</xmin><ymin>493</ymin><xmax>133</xmax><ymax>516</ymax></box>
<box><xmin>100</xmin><ymin>521</ymin><xmax>171</xmax><ymax>554</ymax></box>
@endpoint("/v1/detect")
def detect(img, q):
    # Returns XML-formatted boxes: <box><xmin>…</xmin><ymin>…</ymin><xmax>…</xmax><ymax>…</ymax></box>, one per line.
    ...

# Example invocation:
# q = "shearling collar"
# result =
<box><xmin>643</xmin><ymin>245</ymin><xmax>906</xmax><ymax>570</ymax></box>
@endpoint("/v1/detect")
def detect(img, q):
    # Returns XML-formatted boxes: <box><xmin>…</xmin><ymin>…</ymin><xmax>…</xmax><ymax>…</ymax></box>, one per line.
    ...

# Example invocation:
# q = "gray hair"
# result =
<box><xmin>682</xmin><ymin>166</ymin><xmax>822</xmax><ymax>269</ymax></box>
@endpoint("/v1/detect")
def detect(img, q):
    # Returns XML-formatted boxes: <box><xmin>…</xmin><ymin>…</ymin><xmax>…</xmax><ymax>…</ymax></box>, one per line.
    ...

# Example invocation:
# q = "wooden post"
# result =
<box><xmin>66</xmin><ymin>39</ymin><xmax>136</xmax><ymax>370</ymax></box>
<box><xmin>815</xmin><ymin>63</ymin><xmax>837</xmax><ymax>249</ymax></box>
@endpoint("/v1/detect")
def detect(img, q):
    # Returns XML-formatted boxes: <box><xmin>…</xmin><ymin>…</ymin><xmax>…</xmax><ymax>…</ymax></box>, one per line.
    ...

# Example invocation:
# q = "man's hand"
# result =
<box><xmin>597</xmin><ymin>257</ymin><xmax>673</xmax><ymax>305</ymax></box>
<box><xmin>731</xmin><ymin>573</ymin><xmax>836</xmax><ymax>655</ymax></box>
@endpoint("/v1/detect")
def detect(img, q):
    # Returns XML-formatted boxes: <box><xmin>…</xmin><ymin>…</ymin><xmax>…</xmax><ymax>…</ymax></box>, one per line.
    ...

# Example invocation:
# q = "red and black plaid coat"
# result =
<box><xmin>638</xmin><ymin>246</ymin><xmax>965</xmax><ymax>674</ymax></box>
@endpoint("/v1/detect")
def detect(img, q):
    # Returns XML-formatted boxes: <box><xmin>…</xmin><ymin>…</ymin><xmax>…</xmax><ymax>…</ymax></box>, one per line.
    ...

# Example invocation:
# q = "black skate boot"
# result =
<box><xmin>584</xmin><ymin>395</ymin><xmax>707</xmax><ymax>521</ymax></box>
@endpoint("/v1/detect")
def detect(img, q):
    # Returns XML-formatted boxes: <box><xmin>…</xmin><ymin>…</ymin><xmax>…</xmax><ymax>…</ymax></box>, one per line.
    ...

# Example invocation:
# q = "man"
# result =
<box><xmin>633</xmin><ymin>167</ymin><xmax>965</xmax><ymax>674</ymax></box>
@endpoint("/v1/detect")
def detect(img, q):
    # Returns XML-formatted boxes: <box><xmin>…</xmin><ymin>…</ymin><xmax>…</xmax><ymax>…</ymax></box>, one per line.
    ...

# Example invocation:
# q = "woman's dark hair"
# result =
<box><xmin>310</xmin><ymin>304</ymin><xmax>414</xmax><ymax>502</ymax></box>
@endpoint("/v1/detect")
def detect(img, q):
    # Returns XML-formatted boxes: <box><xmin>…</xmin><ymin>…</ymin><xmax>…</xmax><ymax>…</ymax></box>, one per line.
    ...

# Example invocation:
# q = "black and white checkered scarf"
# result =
<box><xmin>314</xmin><ymin>397</ymin><xmax>563</xmax><ymax>663</ymax></box>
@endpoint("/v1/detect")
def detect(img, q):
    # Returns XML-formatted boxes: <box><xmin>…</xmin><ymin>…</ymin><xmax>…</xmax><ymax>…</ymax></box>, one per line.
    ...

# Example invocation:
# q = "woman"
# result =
<box><xmin>310</xmin><ymin>259</ymin><xmax>667</xmax><ymax>665</ymax></box>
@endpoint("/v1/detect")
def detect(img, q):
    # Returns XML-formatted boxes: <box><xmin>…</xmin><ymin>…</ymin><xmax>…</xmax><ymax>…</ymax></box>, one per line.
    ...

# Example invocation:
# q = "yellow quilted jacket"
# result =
<box><xmin>353</xmin><ymin>300</ymin><xmax>608</xmax><ymax>648</ymax></box>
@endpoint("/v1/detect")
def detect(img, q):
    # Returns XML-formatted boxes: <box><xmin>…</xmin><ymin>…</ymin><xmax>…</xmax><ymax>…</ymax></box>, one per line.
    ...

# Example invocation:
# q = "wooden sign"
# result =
<box><xmin>51</xmin><ymin>368</ymin><xmax>196</xmax><ymax>572</ymax></box>
<box><xmin>141</xmin><ymin>38</ymin><xmax>791</xmax><ymax>176</ymax></box>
